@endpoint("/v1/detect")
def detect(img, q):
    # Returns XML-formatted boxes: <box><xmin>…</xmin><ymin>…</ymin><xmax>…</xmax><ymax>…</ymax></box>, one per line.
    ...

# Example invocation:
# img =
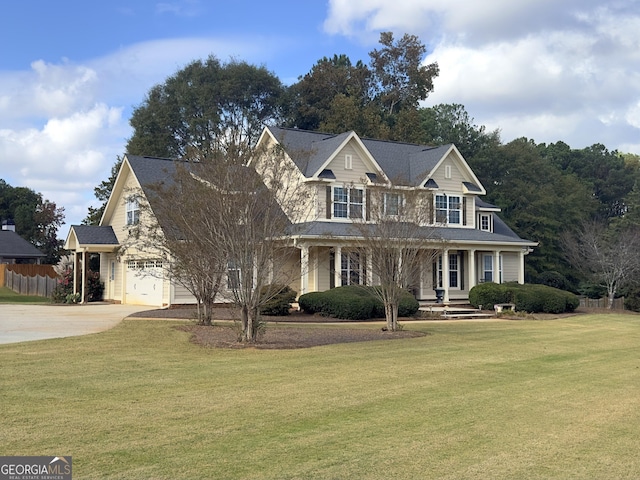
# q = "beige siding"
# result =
<box><xmin>432</xmin><ymin>152</ymin><xmax>466</xmax><ymax>191</ymax></box>
<box><xmin>502</xmin><ymin>252</ymin><xmax>520</xmax><ymax>282</ymax></box>
<box><xmin>327</xmin><ymin>143</ymin><xmax>374</xmax><ymax>185</ymax></box>
<box><xmin>172</xmin><ymin>282</ymin><xmax>197</xmax><ymax>304</ymax></box>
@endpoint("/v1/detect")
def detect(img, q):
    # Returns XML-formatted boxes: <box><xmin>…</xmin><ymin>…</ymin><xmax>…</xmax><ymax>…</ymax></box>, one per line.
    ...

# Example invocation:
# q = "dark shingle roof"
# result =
<box><xmin>70</xmin><ymin>225</ymin><xmax>119</xmax><ymax>245</ymax></box>
<box><xmin>289</xmin><ymin>221</ymin><xmax>534</xmax><ymax>245</ymax></box>
<box><xmin>267</xmin><ymin>126</ymin><xmax>451</xmax><ymax>186</ymax></box>
<box><xmin>0</xmin><ymin>231</ymin><xmax>46</xmax><ymax>258</ymax></box>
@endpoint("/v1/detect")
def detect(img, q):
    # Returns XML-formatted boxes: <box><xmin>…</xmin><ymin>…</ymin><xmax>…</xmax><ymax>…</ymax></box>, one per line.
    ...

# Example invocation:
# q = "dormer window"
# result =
<box><xmin>480</xmin><ymin>214</ymin><xmax>491</xmax><ymax>232</ymax></box>
<box><xmin>435</xmin><ymin>194</ymin><xmax>461</xmax><ymax>225</ymax></box>
<box><xmin>126</xmin><ymin>196</ymin><xmax>140</xmax><ymax>226</ymax></box>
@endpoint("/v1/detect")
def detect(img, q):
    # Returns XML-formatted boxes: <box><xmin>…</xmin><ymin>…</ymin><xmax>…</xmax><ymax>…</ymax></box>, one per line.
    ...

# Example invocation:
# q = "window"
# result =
<box><xmin>341</xmin><ymin>252</ymin><xmax>364</xmax><ymax>286</ymax></box>
<box><xmin>449</xmin><ymin>254</ymin><xmax>459</xmax><ymax>288</ymax></box>
<box><xmin>480</xmin><ymin>214</ymin><xmax>491</xmax><ymax>231</ymax></box>
<box><xmin>384</xmin><ymin>193</ymin><xmax>401</xmax><ymax>216</ymax></box>
<box><xmin>482</xmin><ymin>254</ymin><xmax>503</xmax><ymax>283</ymax></box>
<box><xmin>445</xmin><ymin>165</ymin><xmax>452</xmax><ymax>179</ymax></box>
<box><xmin>227</xmin><ymin>260</ymin><xmax>241</xmax><ymax>290</ymax></box>
<box><xmin>333</xmin><ymin>187</ymin><xmax>364</xmax><ymax>219</ymax></box>
<box><xmin>435</xmin><ymin>194</ymin><xmax>461</xmax><ymax>225</ymax></box>
<box><xmin>345</xmin><ymin>154</ymin><xmax>353</xmax><ymax>170</ymax></box>
<box><xmin>126</xmin><ymin>197</ymin><xmax>140</xmax><ymax>226</ymax></box>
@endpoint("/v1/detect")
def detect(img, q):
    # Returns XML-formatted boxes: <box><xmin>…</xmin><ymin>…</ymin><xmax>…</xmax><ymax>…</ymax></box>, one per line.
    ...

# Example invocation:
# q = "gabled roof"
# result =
<box><xmin>64</xmin><ymin>225</ymin><xmax>119</xmax><ymax>250</ymax></box>
<box><xmin>263</xmin><ymin>126</ymin><xmax>483</xmax><ymax>188</ymax></box>
<box><xmin>0</xmin><ymin>230</ymin><xmax>46</xmax><ymax>259</ymax></box>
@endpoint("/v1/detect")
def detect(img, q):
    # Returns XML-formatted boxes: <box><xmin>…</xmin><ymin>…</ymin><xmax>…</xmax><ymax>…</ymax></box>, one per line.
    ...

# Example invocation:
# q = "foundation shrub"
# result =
<box><xmin>259</xmin><ymin>284</ymin><xmax>297</xmax><ymax>316</ymax></box>
<box><xmin>470</xmin><ymin>282</ymin><xmax>579</xmax><ymax>313</ymax></box>
<box><xmin>298</xmin><ymin>286</ymin><xmax>419</xmax><ymax>320</ymax></box>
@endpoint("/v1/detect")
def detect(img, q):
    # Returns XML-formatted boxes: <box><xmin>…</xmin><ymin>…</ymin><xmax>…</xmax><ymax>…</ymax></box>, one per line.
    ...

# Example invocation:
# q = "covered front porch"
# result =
<box><xmin>291</xmin><ymin>242</ymin><xmax>530</xmax><ymax>303</ymax></box>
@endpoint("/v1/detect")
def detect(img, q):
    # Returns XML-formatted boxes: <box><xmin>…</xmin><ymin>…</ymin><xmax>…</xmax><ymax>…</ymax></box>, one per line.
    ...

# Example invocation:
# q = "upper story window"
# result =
<box><xmin>333</xmin><ymin>186</ymin><xmax>363</xmax><ymax>219</ymax></box>
<box><xmin>435</xmin><ymin>194</ymin><xmax>461</xmax><ymax>225</ymax></box>
<box><xmin>480</xmin><ymin>214</ymin><xmax>491</xmax><ymax>232</ymax></box>
<box><xmin>384</xmin><ymin>192</ymin><xmax>401</xmax><ymax>216</ymax></box>
<box><xmin>126</xmin><ymin>196</ymin><xmax>140</xmax><ymax>226</ymax></box>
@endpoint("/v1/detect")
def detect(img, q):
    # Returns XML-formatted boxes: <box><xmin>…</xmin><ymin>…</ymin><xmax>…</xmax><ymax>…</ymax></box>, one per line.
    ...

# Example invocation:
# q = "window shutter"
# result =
<box><xmin>366</xmin><ymin>190</ymin><xmax>371</xmax><ymax>221</ymax></box>
<box><xmin>462</xmin><ymin>197</ymin><xmax>467</xmax><ymax>226</ymax></box>
<box><xmin>326</xmin><ymin>186</ymin><xmax>332</xmax><ymax>219</ymax></box>
<box><xmin>460</xmin><ymin>251</ymin><xmax>465</xmax><ymax>290</ymax></box>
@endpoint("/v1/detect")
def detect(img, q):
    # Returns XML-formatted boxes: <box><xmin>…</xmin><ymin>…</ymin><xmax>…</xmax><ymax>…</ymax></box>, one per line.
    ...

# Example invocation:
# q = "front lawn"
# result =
<box><xmin>1</xmin><ymin>315</ymin><xmax>640</xmax><ymax>479</ymax></box>
<box><xmin>0</xmin><ymin>286</ymin><xmax>50</xmax><ymax>304</ymax></box>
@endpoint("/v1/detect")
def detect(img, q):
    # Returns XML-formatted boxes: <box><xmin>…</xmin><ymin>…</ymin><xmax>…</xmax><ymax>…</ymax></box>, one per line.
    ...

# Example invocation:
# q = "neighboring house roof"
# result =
<box><xmin>0</xmin><ymin>230</ymin><xmax>46</xmax><ymax>260</ymax></box>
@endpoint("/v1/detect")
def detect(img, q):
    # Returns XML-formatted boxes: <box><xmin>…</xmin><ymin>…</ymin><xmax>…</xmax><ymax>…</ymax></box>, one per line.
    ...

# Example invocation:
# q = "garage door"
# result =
<box><xmin>125</xmin><ymin>260</ymin><xmax>163</xmax><ymax>306</ymax></box>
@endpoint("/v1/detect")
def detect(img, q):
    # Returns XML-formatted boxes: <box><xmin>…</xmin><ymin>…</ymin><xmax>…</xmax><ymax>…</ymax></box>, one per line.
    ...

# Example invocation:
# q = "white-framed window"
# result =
<box><xmin>341</xmin><ymin>251</ymin><xmax>365</xmax><ymax>286</ymax></box>
<box><xmin>435</xmin><ymin>254</ymin><xmax>461</xmax><ymax>289</ymax></box>
<box><xmin>482</xmin><ymin>254</ymin><xmax>503</xmax><ymax>283</ymax></box>
<box><xmin>383</xmin><ymin>192</ymin><xmax>401</xmax><ymax>216</ymax></box>
<box><xmin>480</xmin><ymin>214</ymin><xmax>491</xmax><ymax>232</ymax></box>
<box><xmin>125</xmin><ymin>196</ymin><xmax>140</xmax><ymax>226</ymax></box>
<box><xmin>345</xmin><ymin>154</ymin><xmax>353</xmax><ymax>170</ymax></box>
<box><xmin>227</xmin><ymin>260</ymin><xmax>241</xmax><ymax>290</ymax></box>
<box><xmin>435</xmin><ymin>194</ymin><xmax>461</xmax><ymax>225</ymax></box>
<box><xmin>445</xmin><ymin>165</ymin><xmax>452</xmax><ymax>179</ymax></box>
<box><xmin>333</xmin><ymin>186</ymin><xmax>364</xmax><ymax>219</ymax></box>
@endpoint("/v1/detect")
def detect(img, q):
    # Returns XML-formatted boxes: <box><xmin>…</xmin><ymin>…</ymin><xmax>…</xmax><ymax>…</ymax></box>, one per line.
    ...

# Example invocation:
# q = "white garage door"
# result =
<box><xmin>125</xmin><ymin>260</ymin><xmax>163</xmax><ymax>306</ymax></box>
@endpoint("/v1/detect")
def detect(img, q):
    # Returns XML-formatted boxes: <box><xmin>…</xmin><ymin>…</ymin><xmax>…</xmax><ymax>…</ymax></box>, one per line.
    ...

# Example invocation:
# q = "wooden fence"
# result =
<box><xmin>1</xmin><ymin>264</ymin><xmax>59</xmax><ymax>297</ymax></box>
<box><xmin>579</xmin><ymin>296</ymin><xmax>625</xmax><ymax>310</ymax></box>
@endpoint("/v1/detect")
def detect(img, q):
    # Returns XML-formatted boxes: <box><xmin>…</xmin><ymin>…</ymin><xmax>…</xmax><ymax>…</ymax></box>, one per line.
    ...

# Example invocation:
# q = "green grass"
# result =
<box><xmin>2</xmin><ymin>315</ymin><xmax>640</xmax><ymax>479</ymax></box>
<box><xmin>0</xmin><ymin>286</ymin><xmax>50</xmax><ymax>303</ymax></box>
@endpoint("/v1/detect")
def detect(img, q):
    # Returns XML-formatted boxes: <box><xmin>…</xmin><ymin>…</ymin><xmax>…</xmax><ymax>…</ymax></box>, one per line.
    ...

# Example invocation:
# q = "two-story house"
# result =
<box><xmin>64</xmin><ymin>126</ymin><xmax>536</xmax><ymax>306</ymax></box>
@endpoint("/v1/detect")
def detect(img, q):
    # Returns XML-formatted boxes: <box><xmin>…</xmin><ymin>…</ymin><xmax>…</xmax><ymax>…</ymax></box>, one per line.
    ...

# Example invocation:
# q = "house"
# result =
<box><xmin>64</xmin><ymin>126</ymin><xmax>536</xmax><ymax>306</ymax></box>
<box><xmin>0</xmin><ymin>222</ymin><xmax>46</xmax><ymax>264</ymax></box>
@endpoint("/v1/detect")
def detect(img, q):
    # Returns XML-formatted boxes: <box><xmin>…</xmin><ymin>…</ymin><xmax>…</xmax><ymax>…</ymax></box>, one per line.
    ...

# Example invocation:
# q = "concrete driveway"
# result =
<box><xmin>0</xmin><ymin>303</ymin><xmax>152</xmax><ymax>345</ymax></box>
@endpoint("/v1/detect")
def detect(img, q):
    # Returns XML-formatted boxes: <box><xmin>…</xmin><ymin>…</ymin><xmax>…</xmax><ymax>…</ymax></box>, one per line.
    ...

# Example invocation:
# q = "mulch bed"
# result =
<box><xmin>131</xmin><ymin>306</ymin><xmax>427</xmax><ymax>349</ymax></box>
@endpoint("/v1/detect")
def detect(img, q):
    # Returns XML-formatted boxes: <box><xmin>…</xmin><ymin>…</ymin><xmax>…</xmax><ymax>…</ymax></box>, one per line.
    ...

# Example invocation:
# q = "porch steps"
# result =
<box><xmin>419</xmin><ymin>304</ymin><xmax>495</xmax><ymax>319</ymax></box>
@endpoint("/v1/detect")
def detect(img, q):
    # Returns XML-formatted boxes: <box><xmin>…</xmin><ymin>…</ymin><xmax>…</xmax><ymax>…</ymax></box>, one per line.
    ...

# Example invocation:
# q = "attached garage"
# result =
<box><xmin>125</xmin><ymin>260</ymin><xmax>164</xmax><ymax>306</ymax></box>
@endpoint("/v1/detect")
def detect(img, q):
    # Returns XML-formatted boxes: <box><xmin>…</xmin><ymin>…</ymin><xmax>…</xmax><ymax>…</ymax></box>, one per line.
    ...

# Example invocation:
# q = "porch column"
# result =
<box><xmin>518</xmin><ymin>249</ymin><xmax>525</xmax><ymax>284</ymax></box>
<box><xmin>73</xmin><ymin>251</ymin><xmax>79</xmax><ymax>297</ymax></box>
<box><xmin>493</xmin><ymin>250</ymin><xmax>501</xmax><ymax>284</ymax></box>
<box><xmin>300</xmin><ymin>244</ymin><xmax>309</xmax><ymax>295</ymax></box>
<box><xmin>334</xmin><ymin>246</ymin><xmax>342</xmax><ymax>288</ymax></box>
<box><xmin>468</xmin><ymin>249</ymin><xmax>477</xmax><ymax>290</ymax></box>
<box><xmin>80</xmin><ymin>250</ymin><xmax>87</xmax><ymax>304</ymax></box>
<box><xmin>442</xmin><ymin>249</ymin><xmax>450</xmax><ymax>303</ymax></box>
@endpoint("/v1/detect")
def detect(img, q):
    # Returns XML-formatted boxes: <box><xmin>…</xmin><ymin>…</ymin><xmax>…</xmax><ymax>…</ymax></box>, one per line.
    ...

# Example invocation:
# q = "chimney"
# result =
<box><xmin>1</xmin><ymin>219</ymin><xmax>16</xmax><ymax>232</ymax></box>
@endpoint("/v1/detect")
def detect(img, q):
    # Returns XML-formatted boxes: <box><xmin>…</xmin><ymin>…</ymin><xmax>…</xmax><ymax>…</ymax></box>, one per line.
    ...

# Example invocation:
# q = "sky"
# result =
<box><xmin>2</xmin><ymin>0</ymin><xmax>640</xmax><ymax>231</ymax></box>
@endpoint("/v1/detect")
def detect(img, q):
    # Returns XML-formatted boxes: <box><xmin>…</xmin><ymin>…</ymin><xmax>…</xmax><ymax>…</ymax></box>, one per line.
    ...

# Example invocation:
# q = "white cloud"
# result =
<box><xmin>325</xmin><ymin>0</ymin><xmax>640</xmax><ymax>153</ymax></box>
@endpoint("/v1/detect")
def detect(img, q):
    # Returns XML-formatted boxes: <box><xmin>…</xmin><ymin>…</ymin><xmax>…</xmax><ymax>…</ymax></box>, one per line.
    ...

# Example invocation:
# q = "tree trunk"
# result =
<box><xmin>240</xmin><ymin>305</ymin><xmax>259</xmax><ymax>343</ymax></box>
<box><xmin>607</xmin><ymin>290</ymin><xmax>615</xmax><ymax>310</ymax></box>
<box><xmin>385</xmin><ymin>302</ymin><xmax>399</xmax><ymax>331</ymax></box>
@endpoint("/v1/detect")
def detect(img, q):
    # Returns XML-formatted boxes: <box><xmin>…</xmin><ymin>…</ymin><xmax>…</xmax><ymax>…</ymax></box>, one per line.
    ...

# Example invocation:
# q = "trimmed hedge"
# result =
<box><xmin>469</xmin><ymin>282</ymin><xmax>579</xmax><ymax>314</ymax></box>
<box><xmin>298</xmin><ymin>286</ymin><xmax>419</xmax><ymax>320</ymax></box>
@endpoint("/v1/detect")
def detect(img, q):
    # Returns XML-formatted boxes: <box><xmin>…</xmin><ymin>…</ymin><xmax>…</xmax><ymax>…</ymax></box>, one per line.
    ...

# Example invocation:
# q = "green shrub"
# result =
<box><xmin>298</xmin><ymin>286</ymin><xmax>419</xmax><ymax>320</ymax></box>
<box><xmin>469</xmin><ymin>282</ymin><xmax>579</xmax><ymax>313</ymax></box>
<box><xmin>259</xmin><ymin>284</ymin><xmax>297</xmax><ymax>316</ymax></box>
<box><xmin>86</xmin><ymin>271</ymin><xmax>104</xmax><ymax>302</ymax></box>
<box><xmin>536</xmin><ymin>271</ymin><xmax>571</xmax><ymax>291</ymax></box>
<box><xmin>52</xmin><ymin>269</ymin><xmax>74</xmax><ymax>304</ymax></box>
<box><xmin>623</xmin><ymin>286</ymin><xmax>640</xmax><ymax>312</ymax></box>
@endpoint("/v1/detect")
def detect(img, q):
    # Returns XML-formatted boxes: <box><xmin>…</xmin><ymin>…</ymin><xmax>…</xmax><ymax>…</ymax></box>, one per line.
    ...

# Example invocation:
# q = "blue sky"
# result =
<box><xmin>2</xmin><ymin>0</ymin><xmax>640</xmax><ymax>230</ymax></box>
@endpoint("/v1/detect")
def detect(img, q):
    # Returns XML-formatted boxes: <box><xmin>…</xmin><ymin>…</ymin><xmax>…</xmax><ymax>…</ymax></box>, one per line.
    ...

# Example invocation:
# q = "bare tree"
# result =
<box><xmin>350</xmin><ymin>184</ymin><xmax>443</xmax><ymax>331</ymax></box>
<box><xmin>122</xmin><ymin>165</ymin><xmax>226</xmax><ymax>325</ymax></box>
<box><xmin>562</xmin><ymin>220</ymin><xmax>640</xmax><ymax>308</ymax></box>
